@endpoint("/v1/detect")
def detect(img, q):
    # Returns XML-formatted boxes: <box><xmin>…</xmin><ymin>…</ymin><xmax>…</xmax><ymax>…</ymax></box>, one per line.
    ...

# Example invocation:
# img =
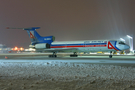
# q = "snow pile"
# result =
<box><xmin>0</xmin><ymin>62</ymin><xmax>135</xmax><ymax>81</ymax></box>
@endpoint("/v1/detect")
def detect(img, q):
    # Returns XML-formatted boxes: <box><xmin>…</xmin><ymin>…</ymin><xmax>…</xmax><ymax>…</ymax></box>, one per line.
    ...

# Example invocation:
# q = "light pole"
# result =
<box><xmin>127</xmin><ymin>35</ymin><xmax>133</xmax><ymax>51</ymax></box>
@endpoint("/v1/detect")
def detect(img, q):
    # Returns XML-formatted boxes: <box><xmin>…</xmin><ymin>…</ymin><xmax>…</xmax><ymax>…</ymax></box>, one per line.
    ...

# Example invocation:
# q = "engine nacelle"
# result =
<box><xmin>35</xmin><ymin>43</ymin><xmax>50</xmax><ymax>49</ymax></box>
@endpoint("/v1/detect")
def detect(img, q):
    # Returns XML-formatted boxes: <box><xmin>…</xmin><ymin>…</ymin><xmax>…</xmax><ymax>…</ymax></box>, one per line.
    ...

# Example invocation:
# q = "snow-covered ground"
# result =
<box><xmin>0</xmin><ymin>61</ymin><xmax>135</xmax><ymax>81</ymax></box>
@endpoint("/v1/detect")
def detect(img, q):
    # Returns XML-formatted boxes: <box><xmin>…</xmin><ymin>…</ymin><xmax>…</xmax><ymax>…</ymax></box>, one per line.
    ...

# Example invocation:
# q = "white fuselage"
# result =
<box><xmin>50</xmin><ymin>40</ymin><xmax>130</xmax><ymax>52</ymax></box>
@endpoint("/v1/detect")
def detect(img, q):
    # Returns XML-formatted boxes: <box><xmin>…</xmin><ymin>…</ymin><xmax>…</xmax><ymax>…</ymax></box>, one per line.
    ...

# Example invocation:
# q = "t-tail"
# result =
<box><xmin>7</xmin><ymin>27</ymin><xmax>55</xmax><ymax>49</ymax></box>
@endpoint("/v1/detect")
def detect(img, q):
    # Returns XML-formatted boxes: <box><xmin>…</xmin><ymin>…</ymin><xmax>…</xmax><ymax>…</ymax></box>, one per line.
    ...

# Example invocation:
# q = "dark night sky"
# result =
<box><xmin>0</xmin><ymin>0</ymin><xmax>135</xmax><ymax>48</ymax></box>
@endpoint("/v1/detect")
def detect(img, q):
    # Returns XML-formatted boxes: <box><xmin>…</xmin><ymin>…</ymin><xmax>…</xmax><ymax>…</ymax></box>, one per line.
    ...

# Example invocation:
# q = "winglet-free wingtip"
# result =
<box><xmin>23</xmin><ymin>27</ymin><xmax>40</xmax><ymax>30</ymax></box>
<box><xmin>6</xmin><ymin>27</ymin><xmax>23</xmax><ymax>29</ymax></box>
<box><xmin>31</xmin><ymin>27</ymin><xmax>40</xmax><ymax>30</ymax></box>
<box><xmin>6</xmin><ymin>27</ymin><xmax>10</xmax><ymax>29</ymax></box>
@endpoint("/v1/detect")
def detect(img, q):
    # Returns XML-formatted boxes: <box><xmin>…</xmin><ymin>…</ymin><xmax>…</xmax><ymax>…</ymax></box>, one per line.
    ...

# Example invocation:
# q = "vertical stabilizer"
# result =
<box><xmin>24</xmin><ymin>27</ymin><xmax>41</xmax><ymax>45</ymax></box>
<box><xmin>7</xmin><ymin>27</ymin><xmax>55</xmax><ymax>45</ymax></box>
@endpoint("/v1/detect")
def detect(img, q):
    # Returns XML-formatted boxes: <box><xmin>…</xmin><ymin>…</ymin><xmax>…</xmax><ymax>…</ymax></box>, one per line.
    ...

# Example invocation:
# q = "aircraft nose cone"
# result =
<box><xmin>125</xmin><ymin>45</ymin><xmax>130</xmax><ymax>50</ymax></box>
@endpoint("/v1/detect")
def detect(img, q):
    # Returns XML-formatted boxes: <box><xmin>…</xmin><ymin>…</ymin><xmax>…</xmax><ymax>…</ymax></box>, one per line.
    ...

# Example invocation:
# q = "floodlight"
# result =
<box><xmin>127</xmin><ymin>35</ymin><xmax>133</xmax><ymax>39</ymax></box>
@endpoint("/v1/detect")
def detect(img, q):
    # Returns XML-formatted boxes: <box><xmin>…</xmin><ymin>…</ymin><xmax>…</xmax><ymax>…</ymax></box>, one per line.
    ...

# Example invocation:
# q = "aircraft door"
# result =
<box><xmin>84</xmin><ymin>41</ymin><xmax>89</xmax><ymax>47</ymax></box>
<box><xmin>84</xmin><ymin>41</ymin><xmax>95</xmax><ymax>52</ymax></box>
<box><xmin>84</xmin><ymin>41</ymin><xmax>92</xmax><ymax>51</ymax></box>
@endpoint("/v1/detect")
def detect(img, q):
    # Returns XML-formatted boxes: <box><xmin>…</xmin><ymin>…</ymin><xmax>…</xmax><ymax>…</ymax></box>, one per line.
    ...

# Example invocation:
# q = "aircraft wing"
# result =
<box><xmin>43</xmin><ymin>48</ymin><xmax>78</xmax><ymax>52</ymax></box>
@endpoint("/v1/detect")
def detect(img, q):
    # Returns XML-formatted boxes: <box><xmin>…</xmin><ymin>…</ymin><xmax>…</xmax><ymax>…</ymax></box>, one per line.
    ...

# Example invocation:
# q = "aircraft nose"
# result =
<box><xmin>125</xmin><ymin>45</ymin><xmax>130</xmax><ymax>50</ymax></box>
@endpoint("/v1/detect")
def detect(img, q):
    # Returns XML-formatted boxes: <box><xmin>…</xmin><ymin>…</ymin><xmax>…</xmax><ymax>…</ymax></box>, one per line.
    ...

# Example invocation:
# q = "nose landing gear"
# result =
<box><xmin>49</xmin><ymin>52</ymin><xmax>57</xmax><ymax>57</ymax></box>
<box><xmin>109</xmin><ymin>51</ymin><xmax>112</xmax><ymax>58</ymax></box>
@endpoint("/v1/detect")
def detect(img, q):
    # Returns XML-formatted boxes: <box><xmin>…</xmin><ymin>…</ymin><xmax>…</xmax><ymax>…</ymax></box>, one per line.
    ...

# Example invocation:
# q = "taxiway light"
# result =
<box><xmin>14</xmin><ymin>47</ymin><xmax>18</xmax><ymax>50</ymax></box>
<box><xmin>20</xmin><ymin>47</ymin><xmax>24</xmax><ymax>51</ymax></box>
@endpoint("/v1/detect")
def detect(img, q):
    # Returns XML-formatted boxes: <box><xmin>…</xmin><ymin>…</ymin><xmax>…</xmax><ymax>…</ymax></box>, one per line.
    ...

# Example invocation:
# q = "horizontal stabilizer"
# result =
<box><xmin>6</xmin><ymin>27</ymin><xmax>40</xmax><ymax>30</ymax></box>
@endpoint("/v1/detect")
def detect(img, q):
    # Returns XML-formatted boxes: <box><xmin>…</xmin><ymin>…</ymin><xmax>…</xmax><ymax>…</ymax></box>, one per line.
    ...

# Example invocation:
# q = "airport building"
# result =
<box><xmin>0</xmin><ymin>44</ymin><xmax>11</xmax><ymax>53</ymax></box>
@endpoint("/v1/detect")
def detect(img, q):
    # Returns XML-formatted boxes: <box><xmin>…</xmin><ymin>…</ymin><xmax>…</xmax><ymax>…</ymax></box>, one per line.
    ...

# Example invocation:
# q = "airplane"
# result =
<box><xmin>7</xmin><ymin>27</ymin><xmax>130</xmax><ymax>58</ymax></box>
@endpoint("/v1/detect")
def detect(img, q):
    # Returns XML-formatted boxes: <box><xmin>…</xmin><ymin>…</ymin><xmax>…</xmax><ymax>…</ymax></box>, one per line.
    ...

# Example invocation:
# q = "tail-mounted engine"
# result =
<box><xmin>29</xmin><ymin>43</ymin><xmax>50</xmax><ymax>49</ymax></box>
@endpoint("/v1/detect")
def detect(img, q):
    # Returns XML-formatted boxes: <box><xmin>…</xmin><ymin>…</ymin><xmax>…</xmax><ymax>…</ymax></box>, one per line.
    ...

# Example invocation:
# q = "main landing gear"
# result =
<box><xmin>49</xmin><ymin>52</ymin><xmax>57</xmax><ymax>57</ymax></box>
<box><xmin>49</xmin><ymin>52</ymin><xmax>78</xmax><ymax>58</ymax></box>
<box><xmin>70</xmin><ymin>52</ymin><xmax>78</xmax><ymax>57</ymax></box>
<box><xmin>109</xmin><ymin>51</ymin><xmax>112</xmax><ymax>58</ymax></box>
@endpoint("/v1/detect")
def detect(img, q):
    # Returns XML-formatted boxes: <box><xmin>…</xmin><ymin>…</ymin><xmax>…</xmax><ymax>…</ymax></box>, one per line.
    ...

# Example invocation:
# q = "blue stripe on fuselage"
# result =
<box><xmin>51</xmin><ymin>43</ymin><xmax>107</xmax><ymax>46</ymax></box>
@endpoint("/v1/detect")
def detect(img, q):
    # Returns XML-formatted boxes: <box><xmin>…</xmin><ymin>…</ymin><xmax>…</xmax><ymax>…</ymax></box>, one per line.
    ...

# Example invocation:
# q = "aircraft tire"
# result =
<box><xmin>109</xmin><ymin>55</ymin><xmax>112</xmax><ymax>58</ymax></box>
<box><xmin>70</xmin><ymin>55</ymin><xmax>78</xmax><ymax>57</ymax></box>
<box><xmin>49</xmin><ymin>55</ymin><xmax>57</xmax><ymax>58</ymax></box>
<box><xmin>70</xmin><ymin>55</ymin><xmax>73</xmax><ymax>57</ymax></box>
<box><xmin>54</xmin><ymin>55</ymin><xmax>57</xmax><ymax>57</ymax></box>
<box><xmin>49</xmin><ymin>55</ymin><xmax>52</xmax><ymax>57</ymax></box>
<box><xmin>75</xmin><ymin>55</ymin><xmax>78</xmax><ymax>57</ymax></box>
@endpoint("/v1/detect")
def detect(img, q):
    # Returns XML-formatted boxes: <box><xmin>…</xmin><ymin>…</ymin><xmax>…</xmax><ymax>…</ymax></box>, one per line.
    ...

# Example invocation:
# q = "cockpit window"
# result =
<box><xmin>119</xmin><ymin>41</ymin><xmax>125</xmax><ymax>45</ymax></box>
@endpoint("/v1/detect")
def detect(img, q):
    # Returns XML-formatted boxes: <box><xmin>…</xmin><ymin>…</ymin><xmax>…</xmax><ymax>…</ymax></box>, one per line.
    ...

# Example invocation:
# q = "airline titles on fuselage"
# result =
<box><xmin>84</xmin><ymin>41</ymin><xmax>107</xmax><ymax>47</ymax></box>
<box><xmin>84</xmin><ymin>41</ymin><xmax>107</xmax><ymax>43</ymax></box>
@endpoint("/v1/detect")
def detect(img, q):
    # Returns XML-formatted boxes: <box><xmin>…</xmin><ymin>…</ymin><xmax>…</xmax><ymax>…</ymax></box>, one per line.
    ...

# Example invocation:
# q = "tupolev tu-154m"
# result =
<box><xmin>7</xmin><ymin>27</ymin><xmax>130</xmax><ymax>58</ymax></box>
